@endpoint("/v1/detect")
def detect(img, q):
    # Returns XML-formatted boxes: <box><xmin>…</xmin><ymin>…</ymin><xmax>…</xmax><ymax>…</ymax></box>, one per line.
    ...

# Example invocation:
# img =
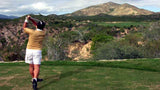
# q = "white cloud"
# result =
<box><xmin>3</xmin><ymin>9</ymin><xmax>11</xmax><ymax>12</ymax></box>
<box><xmin>19</xmin><ymin>2</ymin><xmax>54</xmax><ymax>12</ymax></box>
<box><xmin>32</xmin><ymin>2</ymin><xmax>50</xmax><ymax>10</ymax></box>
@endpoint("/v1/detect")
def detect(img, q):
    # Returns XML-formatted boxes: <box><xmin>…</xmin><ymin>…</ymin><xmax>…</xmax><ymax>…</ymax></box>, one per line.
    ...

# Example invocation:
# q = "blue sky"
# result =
<box><xmin>0</xmin><ymin>0</ymin><xmax>160</xmax><ymax>16</ymax></box>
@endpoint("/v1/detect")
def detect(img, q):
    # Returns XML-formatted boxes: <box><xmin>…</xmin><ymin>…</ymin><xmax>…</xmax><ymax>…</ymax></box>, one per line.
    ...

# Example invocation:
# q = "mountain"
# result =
<box><xmin>0</xmin><ymin>14</ymin><xmax>18</xmax><ymax>19</ymax></box>
<box><xmin>68</xmin><ymin>2</ymin><xmax>120</xmax><ymax>16</ymax></box>
<box><xmin>109</xmin><ymin>3</ymin><xmax>154</xmax><ymax>16</ymax></box>
<box><xmin>67</xmin><ymin>2</ymin><xmax>154</xmax><ymax>16</ymax></box>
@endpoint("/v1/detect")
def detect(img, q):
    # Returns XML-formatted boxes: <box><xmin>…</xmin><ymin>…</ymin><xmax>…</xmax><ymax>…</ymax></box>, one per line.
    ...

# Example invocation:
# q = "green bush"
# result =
<box><xmin>144</xmin><ymin>21</ymin><xmax>160</xmax><ymax>41</ymax></box>
<box><xmin>0</xmin><ymin>38</ymin><xmax>6</xmax><ymax>44</ymax></box>
<box><xmin>93</xmin><ymin>42</ymin><xmax>143</xmax><ymax>60</ymax></box>
<box><xmin>92</xmin><ymin>34</ymin><xmax>113</xmax><ymax>43</ymax></box>
<box><xmin>142</xmin><ymin>21</ymin><xmax>160</xmax><ymax>58</ymax></box>
<box><xmin>143</xmin><ymin>40</ymin><xmax>160</xmax><ymax>58</ymax></box>
<box><xmin>93</xmin><ymin>21</ymin><xmax>160</xmax><ymax>60</ymax></box>
<box><xmin>91</xmin><ymin>34</ymin><xmax>113</xmax><ymax>50</ymax></box>
<box><xmin>59</xmin><ymin>31</ymin><xmax>80</xmax><ymax>43</ymax></box>
<box><xmin>124</xmin><ymin>33</ymin><xmax>142</xmax><ymax>47</ymax></box>
<box><xmin>42</xmin><ymin>47</ymin><xmax>47</xmax><ymax>58</ymax></box>
<box><xmin>45</xmin><ymin>31</ymin><xmax>84</xmax><ymax>60</ymax></box>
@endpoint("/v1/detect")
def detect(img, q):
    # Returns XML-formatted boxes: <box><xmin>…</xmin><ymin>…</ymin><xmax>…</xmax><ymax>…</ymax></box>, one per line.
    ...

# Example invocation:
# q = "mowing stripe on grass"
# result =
<box><xmin>0</xmin><ymin>59</ymin><xmax>160</xmax><ymax>73</ymax></box>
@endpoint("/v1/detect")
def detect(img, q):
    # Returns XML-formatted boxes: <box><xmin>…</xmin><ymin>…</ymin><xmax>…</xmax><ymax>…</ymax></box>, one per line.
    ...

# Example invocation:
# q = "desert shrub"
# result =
<box><xmin>93</xmin><ymin>41</ymin><xmax>143</xmax><ymax>60</ymax></box>
<box><xmin>0</xmin><ymin>38</ymin><xmax>6</xmax><ymax>44</ymax></box>
<box><xmin>59</xmin><ymin>31</ymin><xmax>84</xmax><ymax>43</ymax></box>
<box><xmin>3</xmin><ymin>52</ymin><xmax>23</xmax><ymax>61</ymax></box>
<box><xmin>49</xmin><ymin>20</ymin><xmax>74</xmax><ymax>28</ymax></box>
<box><xmin>142</xmin><ymin>21</ymin><xmax>160</xmax><ymax>58</ymax></box>
<box><xmin>144</xmin><ymin>21</ymin><xmax>160</xmax><ymax>41</ymax></box>
<box><xmin>143</xmin><ymin>40</ymin><xmax>160</xmax><ymax>58</ymax></box>
<box><xmin>46</xmin><ymin>36</ymin><xmax>67</xmax><ymax>60</ymax></box>
<box><xmin>46</xmin><ymin>31</ymin><xmax>84</xmax><ymax>60</ymax></box>
<box><xmin>124</xmin><ymin>33</ymin><xmax>143</xmax><ymax>47</ymax></box>
<box><xmin>1</xmin><ymin>38</ymin><xmax>25</xmax><ymax>61</ymax></box>
<box><xmin>42</xmin><ymin>47</ymin><xmax>48</xmax><ymax>59</ymax></box>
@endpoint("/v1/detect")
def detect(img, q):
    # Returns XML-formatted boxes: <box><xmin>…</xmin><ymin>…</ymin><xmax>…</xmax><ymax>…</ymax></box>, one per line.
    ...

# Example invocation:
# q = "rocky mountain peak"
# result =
<box><xmin>68</xmin><ymin>2</ymin><xmax>154</xmax><ymax>16</ymax></box>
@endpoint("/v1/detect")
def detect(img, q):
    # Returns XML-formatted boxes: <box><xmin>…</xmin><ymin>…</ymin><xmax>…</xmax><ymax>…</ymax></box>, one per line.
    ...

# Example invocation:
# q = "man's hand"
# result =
<box><xmin>27</xmin><ymin>15</ymin><xmax>31</xmax><ymax>19</ymax></box>
<box><xmin>25</xmin><ymin>16</ymin><xmax>29</xmax><ymax>23</ymax></box>
<box><xmin>25</xmin><ymin>15</ymin><xmax>32</xmax><ymax>22</ymax></box>
<box><xmin>23</xmin><ymin>15</ymin><xmax>30</xmax><ymax>29</ymax></box>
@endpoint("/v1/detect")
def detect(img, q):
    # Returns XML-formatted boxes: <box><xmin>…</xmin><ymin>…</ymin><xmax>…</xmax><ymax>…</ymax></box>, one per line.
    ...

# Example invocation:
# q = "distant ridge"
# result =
<box><xmin>67</xmin><ymin>2</ymin><xmax>154</xmax><ymax>16</ymax></box>
<box><xmin>0</xmin><ymin>14</ymin><xmax>18</xmax><ymax>19</ymax></box>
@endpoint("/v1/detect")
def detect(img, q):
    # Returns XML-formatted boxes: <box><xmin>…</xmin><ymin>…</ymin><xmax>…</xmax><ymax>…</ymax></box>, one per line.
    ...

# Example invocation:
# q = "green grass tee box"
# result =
<box><xmin>0</xmin><ymin>58</ymin><xmax>160</xmax><ymax>90</ymax></box>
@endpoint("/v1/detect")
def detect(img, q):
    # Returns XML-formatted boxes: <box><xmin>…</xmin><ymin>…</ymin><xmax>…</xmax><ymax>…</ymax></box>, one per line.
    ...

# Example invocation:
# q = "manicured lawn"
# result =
<box><xmin>94</xmin><ymin>22</ymin><xmax>149</xmax><ymax>28</ymax></box>
<box><xmin>0</xmin><ymin>59</ymin><xmax>160</xmax><ymax>90</ymax></box>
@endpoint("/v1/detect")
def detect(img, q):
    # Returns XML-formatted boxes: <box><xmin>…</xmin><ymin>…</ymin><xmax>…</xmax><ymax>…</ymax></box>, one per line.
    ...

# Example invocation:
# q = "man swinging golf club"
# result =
<box><xmin>23</xmin><ymin>15</ymin><xmax>46</xmax><ymax>90</ymax></box>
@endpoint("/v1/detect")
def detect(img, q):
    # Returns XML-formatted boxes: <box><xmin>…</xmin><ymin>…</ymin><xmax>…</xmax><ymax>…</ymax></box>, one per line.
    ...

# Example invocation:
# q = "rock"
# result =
<box><xmin>68</xmin><ymin>41</ymin><xmax>92</xmax><ymax>60</ymax></box>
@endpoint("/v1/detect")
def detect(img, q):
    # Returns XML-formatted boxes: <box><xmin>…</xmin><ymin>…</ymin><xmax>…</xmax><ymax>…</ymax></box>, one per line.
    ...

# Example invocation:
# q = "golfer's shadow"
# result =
<box><xmin>38</xmin><ymin>66</ymin><xmax>92</xmax><ymax>89</ymax></box>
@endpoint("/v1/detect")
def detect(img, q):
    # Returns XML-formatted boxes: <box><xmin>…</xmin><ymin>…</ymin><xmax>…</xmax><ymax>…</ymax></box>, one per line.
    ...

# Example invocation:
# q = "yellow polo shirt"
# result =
<box><xmin>24</xmin><ymin>28</ymin><xmax>46</xmax><ymax>50</ymax></box>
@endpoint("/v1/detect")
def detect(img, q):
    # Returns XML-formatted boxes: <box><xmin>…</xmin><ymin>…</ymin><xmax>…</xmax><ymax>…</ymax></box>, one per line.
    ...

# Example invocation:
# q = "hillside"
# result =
<box><xmin>68</xmin><ymin>2</ymin><xmax>154</xmax><ymax>16</ymax></box>
<box><xmin>0</xmin><ymin>13</ymin><xmax>160</xmax><ymax>61</ymax></box>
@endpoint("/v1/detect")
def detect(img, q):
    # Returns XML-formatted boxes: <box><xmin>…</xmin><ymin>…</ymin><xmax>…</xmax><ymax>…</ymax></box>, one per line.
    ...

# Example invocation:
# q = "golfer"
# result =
<box><xmin>23</xmin><ymin>15</ymin><xmax>46</xmax><ymax>90</ymax></box>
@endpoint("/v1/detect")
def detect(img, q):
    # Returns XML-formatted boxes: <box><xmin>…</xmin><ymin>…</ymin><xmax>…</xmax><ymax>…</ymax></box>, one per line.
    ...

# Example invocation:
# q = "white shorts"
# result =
<box><xmin>25</xmin><ymin>49</ymin><xmax>42</xmax><ymax>65</ymax></box>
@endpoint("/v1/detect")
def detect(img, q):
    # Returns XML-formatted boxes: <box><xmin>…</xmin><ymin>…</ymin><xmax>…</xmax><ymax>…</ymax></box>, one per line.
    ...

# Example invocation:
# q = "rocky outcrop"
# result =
<box><xmin>68</xmin><ymin>41</ymin><xmax>92</xmax><ymax>60</ymax></box>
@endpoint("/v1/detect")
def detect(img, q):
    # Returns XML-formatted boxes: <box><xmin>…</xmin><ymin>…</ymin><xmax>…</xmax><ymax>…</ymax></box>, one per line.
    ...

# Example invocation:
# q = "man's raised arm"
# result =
<box><xmin>23</xmin><ymin>16</ymin><xmax>29</xmax><ymax>30</ymax></box>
